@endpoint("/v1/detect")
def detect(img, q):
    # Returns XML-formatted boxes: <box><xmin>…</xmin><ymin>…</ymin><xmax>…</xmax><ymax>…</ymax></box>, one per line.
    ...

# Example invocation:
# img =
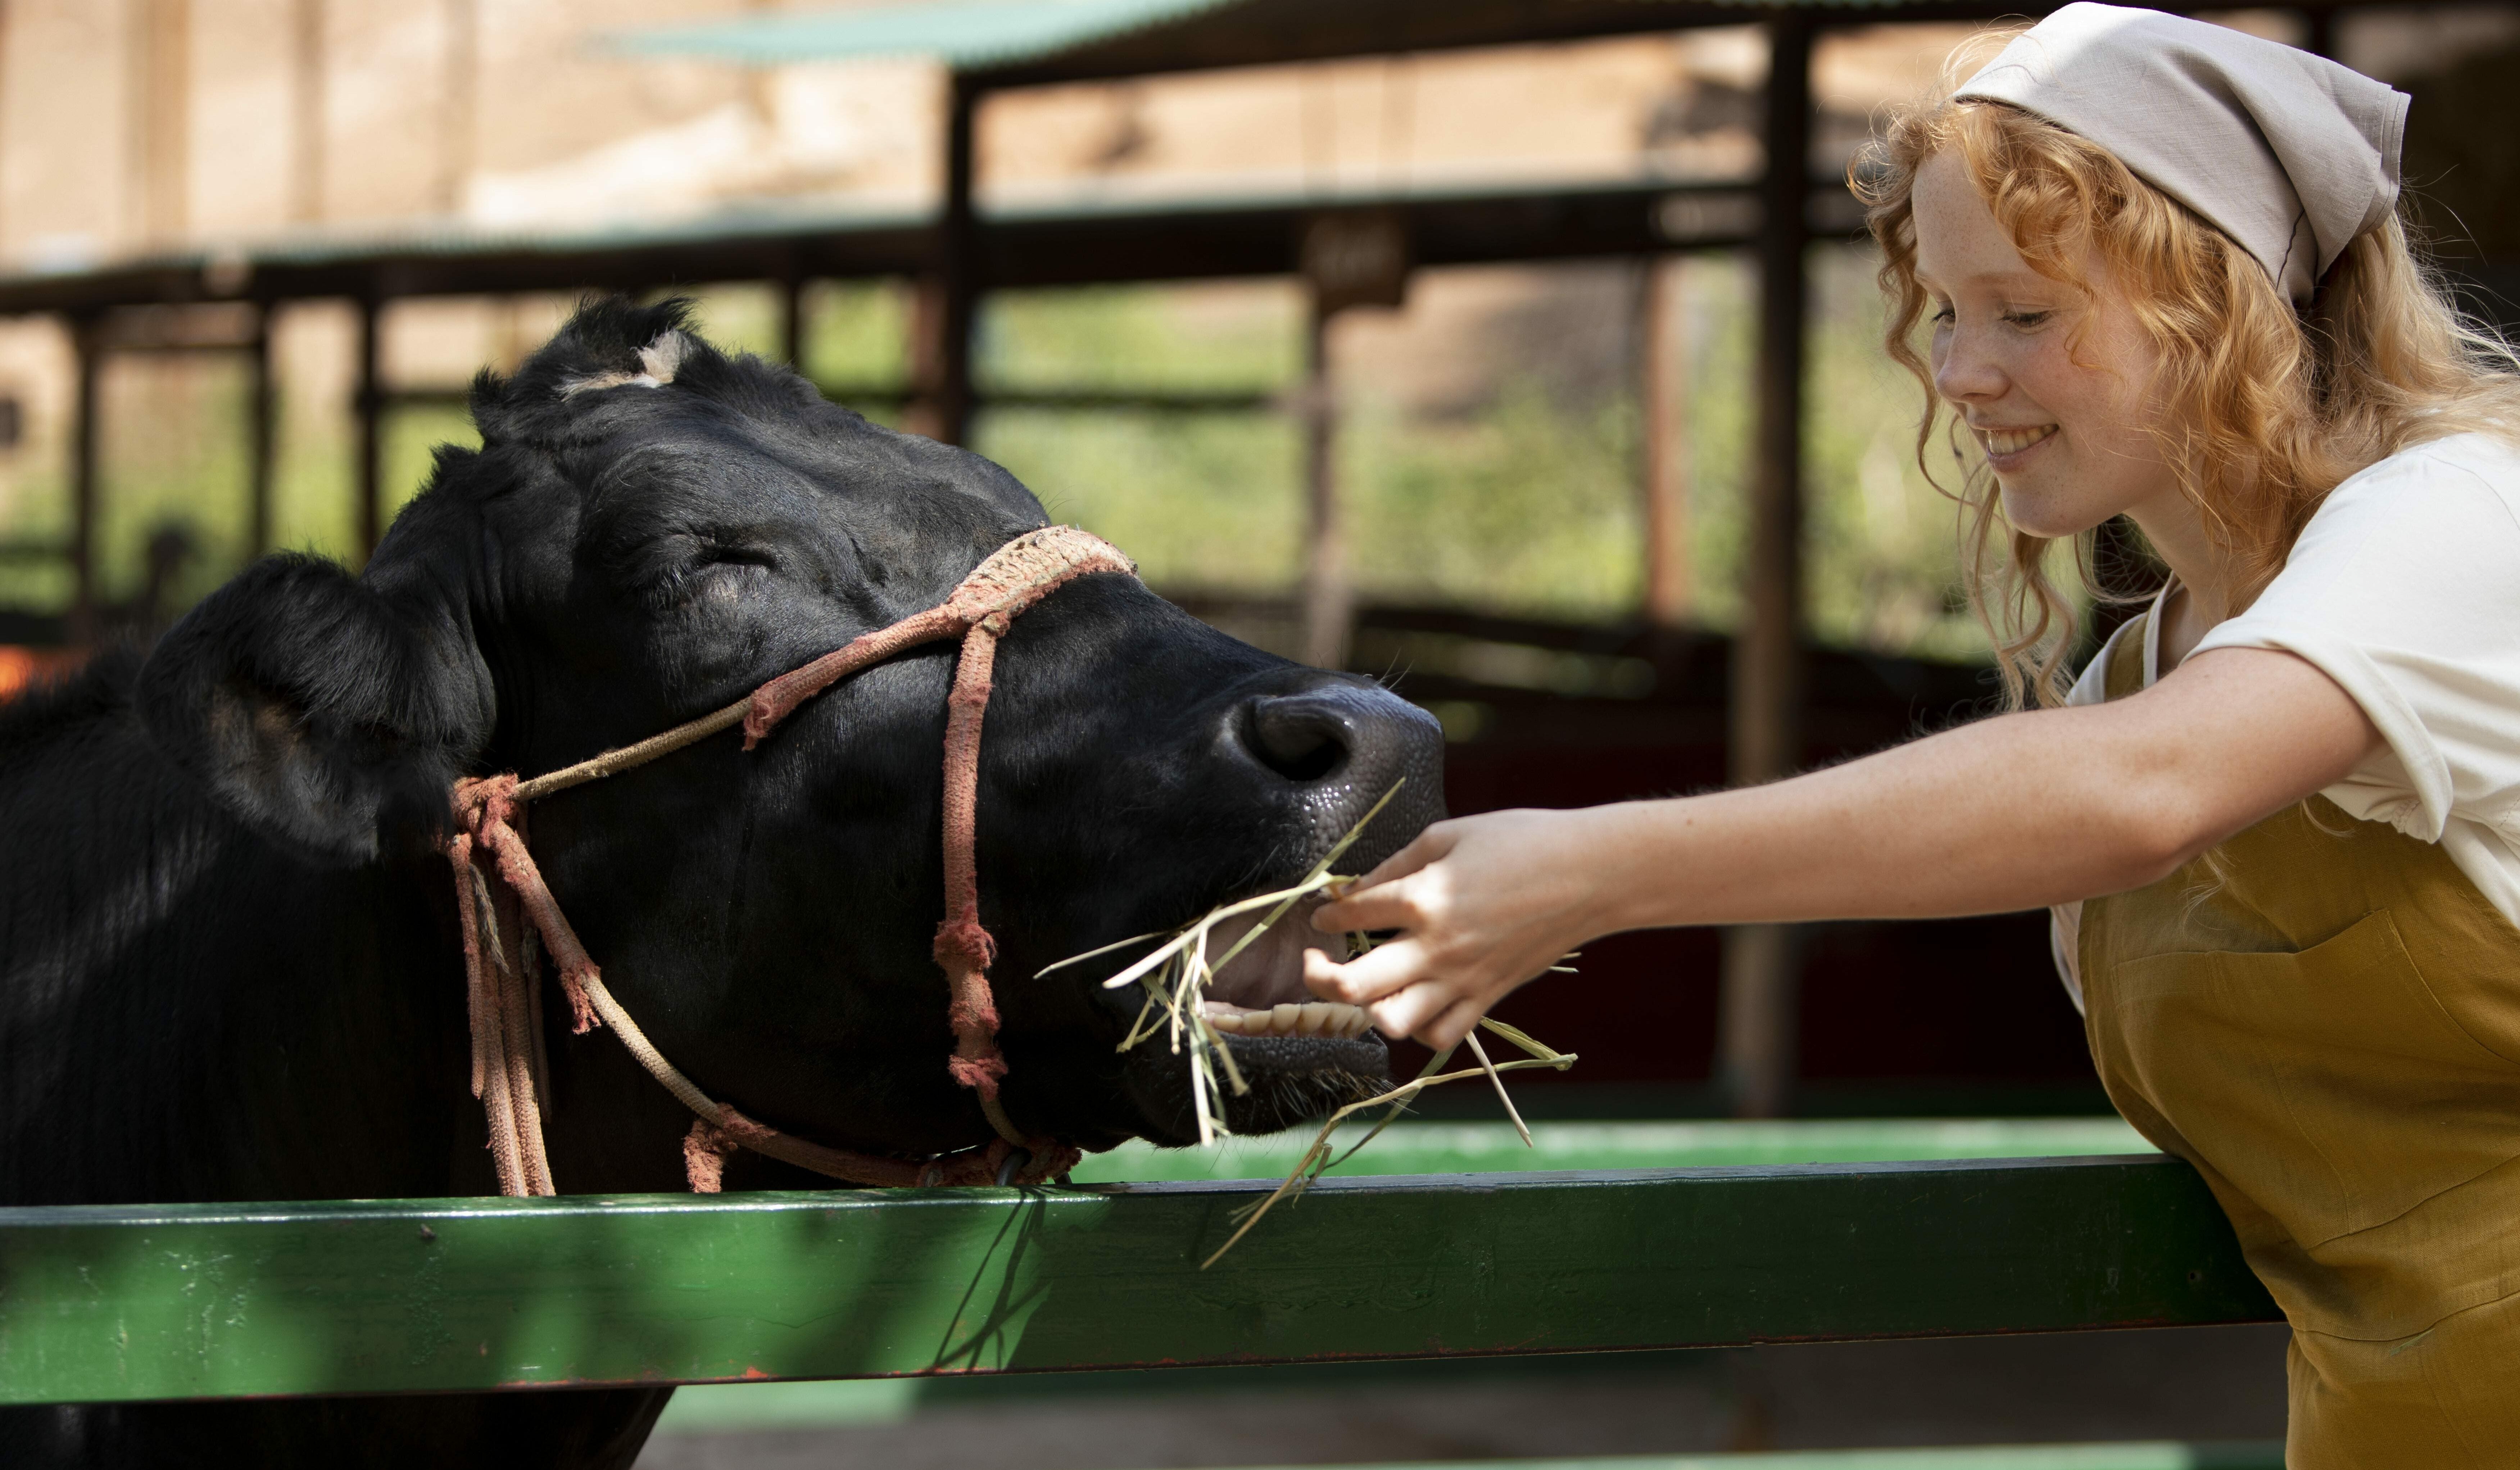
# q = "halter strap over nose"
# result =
<box><xmin>446</xmin><ymin>526</ymin><xmax>1135</xmax><ymax>1196</ymax></box>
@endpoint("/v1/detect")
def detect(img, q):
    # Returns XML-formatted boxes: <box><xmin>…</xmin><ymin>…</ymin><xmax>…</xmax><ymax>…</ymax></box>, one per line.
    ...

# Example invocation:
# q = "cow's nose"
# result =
<box><xmin>1243</xmin><ymin>689</ymin><xmax>1356</xmax><ymax>781</ymax></box>
<box><xmin>1232</xmin><ymin>677</ymin><xmax>1446</xmax><ymax>867</ymax></box>
<box><xmin>1238</xmin><ymin>682</ymin><xmax>1434</xmax><ymax>784</ymax></box>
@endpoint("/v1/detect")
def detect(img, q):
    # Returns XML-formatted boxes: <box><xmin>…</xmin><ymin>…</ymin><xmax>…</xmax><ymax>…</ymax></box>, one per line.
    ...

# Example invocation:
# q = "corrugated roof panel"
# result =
<box><xmin>604</xmin><ymin>0</ymin><xmax>1246</xmax><ymax>69</ymax></box>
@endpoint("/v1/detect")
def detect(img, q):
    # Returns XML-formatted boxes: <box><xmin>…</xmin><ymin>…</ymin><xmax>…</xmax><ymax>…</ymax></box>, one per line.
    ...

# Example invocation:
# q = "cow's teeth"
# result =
<box><xmin>1199</xmin><ymin>999</ymin><xmax>1372</xmax><ymax>1039</ymax></box>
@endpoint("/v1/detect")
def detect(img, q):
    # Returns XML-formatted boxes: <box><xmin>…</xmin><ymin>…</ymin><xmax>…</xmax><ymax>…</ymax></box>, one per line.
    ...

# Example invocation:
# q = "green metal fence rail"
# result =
<box><xmin>0</xmin><ymin>1154</ymin><xmax>2276</xmax><ymax>1406</ymax></box>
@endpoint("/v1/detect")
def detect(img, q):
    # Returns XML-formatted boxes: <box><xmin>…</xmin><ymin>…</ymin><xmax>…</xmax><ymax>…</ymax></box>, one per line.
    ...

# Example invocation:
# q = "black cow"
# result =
<box><xmin>0</xmin><ymin>298</ymin><xmax>1442</xmax><ymax>1468</ymax></box>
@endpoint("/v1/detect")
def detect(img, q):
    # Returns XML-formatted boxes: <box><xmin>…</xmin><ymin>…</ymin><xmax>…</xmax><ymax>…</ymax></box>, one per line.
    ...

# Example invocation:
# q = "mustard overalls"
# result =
<box><xmin>2080</xmin><ymin>614</ymin><xmax>2520</xmax><ymax>1466</ymax></box>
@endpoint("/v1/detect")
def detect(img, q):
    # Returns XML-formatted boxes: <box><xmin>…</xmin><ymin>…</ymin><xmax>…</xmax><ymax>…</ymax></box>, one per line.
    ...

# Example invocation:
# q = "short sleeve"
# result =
<box><xmin>2190</xmin><ymin>434</ymin><xmax>2520</xmax><ymax>843</ymax></box>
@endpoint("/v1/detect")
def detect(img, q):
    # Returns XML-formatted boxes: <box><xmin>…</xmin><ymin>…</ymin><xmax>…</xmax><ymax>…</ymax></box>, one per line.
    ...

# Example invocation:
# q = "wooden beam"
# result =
<box><xmin>66</xmin><ymin>315</ymin><xmax>101</xmax><ymax>646</ymax></box>
<box><xmin>0</xmin><ymin>1155</ymin><xmax>2276</xmax><ymax>1405</ymax></box>
<box><xmin>1299</xmin><ymin>298</ymin><xmax>1351</xmax><ymax>669</ymax></box>
<box><xmin>247</xmin><ymin>304</ymin><xmax>275</xmax><ymax>556</ymax></box>
<box><xmin>128</xmin><ymin>0</ymin><xmax>191</xmax><ymax>245</ymax></box>
<box><xmin>289</xmin><ymin>0</ymin><xmax>326</xmax><ymax>223</ymax></box>
<box><xmin>1639</xmin><ymin>255</ymin><xmax>1692</xmax><ymax>628</ymax></box>
<box><xmin>354</xmin><ymin>294</ymin><xmax>381</xmax><ymax>561</ymax></box>
<box><xmin>436</xmin><ymin>0</ymin><xmax>478</xmax><ymax>217</ymax></box>
<box><xmin>910</xmin><ymin>75</ymin><xmax>980</xmax><ymax>445</ymax></box>
<box><xmin>1720</xmin><ymin>15</ymin><xmax>1814</xmax><ymax>1121</ymax></box>
<box><xmin>778</xmin><ymin>268</ymin><xmax>806</xmax><ymax>369</ymax></box>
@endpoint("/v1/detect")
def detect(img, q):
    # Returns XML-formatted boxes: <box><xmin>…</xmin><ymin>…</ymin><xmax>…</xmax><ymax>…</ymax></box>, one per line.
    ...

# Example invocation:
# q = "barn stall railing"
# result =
<box><xmin>0</xmin><ymin>1154</ymin><xmax>2277</xmax><ymax>1405</ymax></box>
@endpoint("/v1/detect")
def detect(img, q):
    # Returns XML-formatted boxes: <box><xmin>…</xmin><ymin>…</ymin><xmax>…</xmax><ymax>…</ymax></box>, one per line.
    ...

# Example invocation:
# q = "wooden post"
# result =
<box><xmin>2301</xmin><ymin>6</ymin><xmax>2338</xmax><ymax>60</ymax></box>
<box><xmin>289</xmin><ymin>0</ymin><xmax>325</xmax><ymax>223</ymax></box>
<box><xmin>1640</xmin><ymin>255</ymin><xmax>1692</xmax><ymax>628</ymax></box>
<box><xmin>246</xmin><ymin>305</ymin><xmax>276</xmax><ymax>557</ymax></box>
<box><xmin>354</xmin><ymin>295</ymin><xmax>382</xmax><ymax>561</ymax></box>
<box><xmin>1719</xmin><ymin>15</ymin><xmax>1814</xmax><ymax>1121</ymax></box>
<box><xmin>910</xmin><ymin>74</ymin><xmax>979</xmax><ymax>445</ymax></box>
<box><xmin>778</xmin><ymin>268</ymin><xmax>806</xmax><ymax>370</ymax></box>
<box><xmin>129</xmin><ymin>0</ymin><xmax>191</xmax><ymax>245</ymax></box>
<box><xmin>67</xmin><ymin>315</ymin><xmax>101</xmax><ymax>646</ymax></box>
<box><xmin>436</xmin><ymin>0</ymin><xmax>478</xmax><ymax>217</ymax></box>
<box><xmin>1299</xmin><ymin>298</ymin><xmax>1351</xmax><ymax>670</ymax></box>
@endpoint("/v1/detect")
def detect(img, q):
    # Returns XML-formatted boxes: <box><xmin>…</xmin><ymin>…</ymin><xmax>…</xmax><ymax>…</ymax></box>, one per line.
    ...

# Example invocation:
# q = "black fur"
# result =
<box><xmin>0</xmin><ymin>298</ymin><xmax>1442</xmax><ymax>1467</ymax></box>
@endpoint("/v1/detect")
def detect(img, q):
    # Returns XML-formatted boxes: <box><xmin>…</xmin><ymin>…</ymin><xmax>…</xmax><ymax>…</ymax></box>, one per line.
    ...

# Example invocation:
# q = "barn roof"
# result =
<box><xmin>604</xmin><ymin>0</ymin><xmax>2003</xmax><ymax>88</ymax></box>
<box><xmin>607</xmin><ymin>0</ymin><xmax>1240</xmax><ymax>75</ymax></box>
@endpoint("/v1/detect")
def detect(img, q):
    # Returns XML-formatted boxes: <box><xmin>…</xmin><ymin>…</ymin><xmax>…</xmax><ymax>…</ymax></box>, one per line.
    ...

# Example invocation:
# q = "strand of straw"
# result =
<box><xmin>1201</xmin><ymin>1017</ymin><xmax>1576</xmax><ymax>1268</ymax></box>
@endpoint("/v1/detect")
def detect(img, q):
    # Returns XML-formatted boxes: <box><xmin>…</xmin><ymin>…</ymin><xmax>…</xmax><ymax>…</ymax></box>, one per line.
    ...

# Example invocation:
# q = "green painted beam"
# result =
<box><xmin>1220</xmin><ymin>1449</ymin><xmax>2284</xmax><ymax>1470</ymax></box>
<box><xmin>0</xmin><ymin>1156</ymin><xmax>2276</xmax><ymax>1406</ymax></box>
<box><xmin>1068</xmin><ymin>1118</ymin><xmax>2158</xmax><ymax>1182</ymax></box>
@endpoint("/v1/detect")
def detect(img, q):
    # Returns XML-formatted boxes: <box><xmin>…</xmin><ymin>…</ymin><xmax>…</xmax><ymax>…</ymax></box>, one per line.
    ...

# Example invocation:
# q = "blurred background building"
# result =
<box><xmin>3</xmin><ymin>4</ymin><xmax>2516</xmax><ymax>1458</ymax></box>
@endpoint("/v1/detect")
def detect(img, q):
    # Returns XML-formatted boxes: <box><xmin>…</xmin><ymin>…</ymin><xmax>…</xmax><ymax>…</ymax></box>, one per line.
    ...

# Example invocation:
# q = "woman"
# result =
<box><xmin>1302</xmin><ymin>5</ymin><xmax>2520</xmax><ymax>1458</ymax></box>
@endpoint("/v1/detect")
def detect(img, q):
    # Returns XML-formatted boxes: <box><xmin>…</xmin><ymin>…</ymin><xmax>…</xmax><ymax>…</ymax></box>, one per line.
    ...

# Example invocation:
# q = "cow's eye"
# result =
<box><xmin>644</xmin><ymin>544</ymin><xmax>775</xmax><ymax>612</ymax></box>
<box><xmin>698</xmin><ymin>544</ymin><xmax>778</xmax><ymax>572</ymax></box>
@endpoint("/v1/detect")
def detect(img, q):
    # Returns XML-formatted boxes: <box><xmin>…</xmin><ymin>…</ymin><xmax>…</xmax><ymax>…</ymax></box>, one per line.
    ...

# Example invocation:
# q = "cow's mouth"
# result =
<box><xmin>1197</xmin><ymin>897</ymin><xmax>1375</xmax><ymax>1040</ymax></box>
<box><xmin>1106</xmin><ymin>892</ymin><xmax>1392</xmax><ymax>1146</ymax></box>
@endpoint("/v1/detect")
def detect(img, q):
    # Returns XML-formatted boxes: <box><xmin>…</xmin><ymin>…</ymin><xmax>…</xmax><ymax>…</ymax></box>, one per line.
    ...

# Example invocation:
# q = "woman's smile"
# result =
<box><xmin>1977</xmin><ymin>423</ymin><xmax>2059</xmax><ymax>465</ymax></box>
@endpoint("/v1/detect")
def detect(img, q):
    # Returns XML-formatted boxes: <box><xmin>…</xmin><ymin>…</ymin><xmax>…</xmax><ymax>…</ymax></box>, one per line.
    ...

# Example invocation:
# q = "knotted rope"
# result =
<box><xmin>448</xmin><ymin>526</ymin><xmax>1132</xmax><ymax>1196</ymax></box>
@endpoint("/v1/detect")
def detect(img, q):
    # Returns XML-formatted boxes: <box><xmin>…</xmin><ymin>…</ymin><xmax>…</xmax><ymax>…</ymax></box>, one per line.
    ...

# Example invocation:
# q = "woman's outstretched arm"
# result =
<box><xmin>1304</xmin><ymin>645</ymin><xmax>2381</xmax><ymax>1048</ymax></box>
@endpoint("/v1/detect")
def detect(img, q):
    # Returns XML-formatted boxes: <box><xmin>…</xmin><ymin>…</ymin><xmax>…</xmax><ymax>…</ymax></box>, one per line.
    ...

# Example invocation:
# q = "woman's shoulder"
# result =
<box><xmin>2303</xmin><ymin>431</ymin><xmax>2520</xmax><ymax>546</ymax></box>
<box><xmin>2335</xmin><ymin>430</ymin><xmax>2520</xmax><ymax>503</ymax></box>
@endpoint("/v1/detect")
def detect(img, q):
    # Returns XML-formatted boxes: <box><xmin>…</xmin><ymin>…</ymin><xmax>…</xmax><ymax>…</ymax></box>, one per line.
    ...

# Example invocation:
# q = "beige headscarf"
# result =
<box><xmin>1954</xmin><ymin>3</ymin><xmax>2408</xmax><ymax>306</ymax></box>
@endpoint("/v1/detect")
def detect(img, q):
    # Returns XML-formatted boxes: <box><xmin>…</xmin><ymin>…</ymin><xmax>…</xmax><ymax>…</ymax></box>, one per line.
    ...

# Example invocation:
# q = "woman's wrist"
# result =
<box><xmin>1558</xmin><ymin>799</ymin><xmax>1691</xmax><ymax>939</ymax></box>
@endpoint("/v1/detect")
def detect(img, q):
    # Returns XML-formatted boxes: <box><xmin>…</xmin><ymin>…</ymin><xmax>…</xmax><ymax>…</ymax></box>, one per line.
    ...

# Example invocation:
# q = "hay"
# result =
<box><xmin>1039</xmin><ymin>780</ymin><xmax>1580</xmax><ymax>1263</ymax></box>
<box><xmin>1040</xmin><ymin>781</ymin><xmax>1409</xmax><ymax>1146</ymax></box>
<box><xmin>1200</xmin><ymin>1017</ymin><xmax>1574</xmax><ymax>1267</ymax></box>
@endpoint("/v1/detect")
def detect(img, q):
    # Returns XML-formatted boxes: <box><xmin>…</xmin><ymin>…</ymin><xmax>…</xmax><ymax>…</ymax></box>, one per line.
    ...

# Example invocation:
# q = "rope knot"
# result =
<box><xmin>947</xmin><ymin>1051</ymin><xmax>1010</xmax><ymax>1096</ymax></box>
<box><xmin>933</xmin><ymin>916</ymin><xmax>998</xmax><ymax>973</ymax></box>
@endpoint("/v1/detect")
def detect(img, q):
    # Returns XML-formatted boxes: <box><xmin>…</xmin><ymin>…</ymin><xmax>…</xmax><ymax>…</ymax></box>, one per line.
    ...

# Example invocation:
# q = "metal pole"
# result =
<box><xmin>1719</xmin><ymin>15</ymin><xmax>1813</xmax><ymax>1120</ymax></box>
<box><xmin>913</xmin><ymin>73</ymin><xmax>979</xmax><ymax>445</ymax></box>
<box><xmin>1640</xmin><ymin>255</ymin><xmax>1692</xmax><ymax>628</ymax></box>
<box><xmin>68</xmin><ymin>315</ymin><xmax>101</xmax><ymax>646</ymax></box>
<box><xmin>247</xmin><ymin>304</ymin><xmax>275</xmax><ymax>557</ymax></box>
<box><xmin>1299</xmin><ymin>297</ymin><xmax>1351</xmax><ymax>670</ymax></box>
<box><xmin>355</xmin><ymin>294</ymin><xmax>381</xmax><ymax>562</ymax></box>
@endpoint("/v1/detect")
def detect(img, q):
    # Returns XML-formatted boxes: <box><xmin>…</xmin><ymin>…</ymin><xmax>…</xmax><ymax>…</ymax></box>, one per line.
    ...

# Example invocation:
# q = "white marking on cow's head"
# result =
<box><xmin>559</xmin><ymin>329</ymin><xmax>689</xmax><ymax>398</ymax></box>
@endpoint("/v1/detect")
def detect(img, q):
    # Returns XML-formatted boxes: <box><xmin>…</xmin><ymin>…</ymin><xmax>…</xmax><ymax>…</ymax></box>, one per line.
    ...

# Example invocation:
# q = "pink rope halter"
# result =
<box><xmin>445</xmin><ymin>526</ymin><xmax>1136</xmax><ymax>1195</ymax></box>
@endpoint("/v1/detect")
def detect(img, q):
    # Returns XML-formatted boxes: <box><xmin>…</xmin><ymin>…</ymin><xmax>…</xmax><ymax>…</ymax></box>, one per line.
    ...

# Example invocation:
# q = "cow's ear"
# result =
<box><xmin>136</xmin><ymin>553</ymin><xmax>494</xmax><ymax>863</ymax></box>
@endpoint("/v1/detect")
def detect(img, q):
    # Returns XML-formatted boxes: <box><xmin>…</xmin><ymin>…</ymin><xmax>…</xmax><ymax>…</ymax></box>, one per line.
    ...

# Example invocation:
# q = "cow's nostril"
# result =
<box><xmin>1243</xmin><ymin>696</ymin><xmax>1352</xmax><ymax>783</ymax></box>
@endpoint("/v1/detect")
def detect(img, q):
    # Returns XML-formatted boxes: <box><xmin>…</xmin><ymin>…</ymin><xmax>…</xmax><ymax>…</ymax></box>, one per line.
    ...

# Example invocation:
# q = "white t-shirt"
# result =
<box><xmin>2050</xmin><ymin>430</ymin><xmax>2520</xmax><ymax>1012</ymax></box>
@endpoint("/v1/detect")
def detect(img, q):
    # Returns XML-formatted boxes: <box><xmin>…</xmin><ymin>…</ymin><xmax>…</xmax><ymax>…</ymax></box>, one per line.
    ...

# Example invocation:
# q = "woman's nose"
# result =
<box><xmin>1933</xmin><ymin>328</ymin><xmax>2006</xmax><ymax>404</ymax></box>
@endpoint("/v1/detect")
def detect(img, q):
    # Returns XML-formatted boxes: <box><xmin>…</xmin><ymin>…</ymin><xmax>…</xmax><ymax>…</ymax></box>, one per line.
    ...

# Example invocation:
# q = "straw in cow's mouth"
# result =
<box><xmin>1041</xmin><ymin>781</ymin><xmax>1410</xmax><ymax>1146</ymax></box>
<box><xmin>1038</xmin><ymin>779</ymin><xmax>1581</xmax><ymax>1259</ymax></box>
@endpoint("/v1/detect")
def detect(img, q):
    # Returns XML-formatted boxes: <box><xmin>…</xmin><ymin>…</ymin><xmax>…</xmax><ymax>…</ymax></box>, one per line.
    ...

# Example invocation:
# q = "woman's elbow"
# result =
<box><xmin>2095</xmin><ymin>786</ymin><xmax>2230</xmax><ymax>892</ymax></box>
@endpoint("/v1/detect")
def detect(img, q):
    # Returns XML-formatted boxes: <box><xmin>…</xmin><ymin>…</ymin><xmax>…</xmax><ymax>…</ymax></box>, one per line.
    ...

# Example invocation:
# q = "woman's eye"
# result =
<box><xmin>1930</xmin><ymin>304</ymin><xmax>1955</xmax><ymax>325</ymax></box>
<box><xmin>2002</xmin><ymin>310</ymin><xmax>2052</xmax><ymax>328</ymax></box>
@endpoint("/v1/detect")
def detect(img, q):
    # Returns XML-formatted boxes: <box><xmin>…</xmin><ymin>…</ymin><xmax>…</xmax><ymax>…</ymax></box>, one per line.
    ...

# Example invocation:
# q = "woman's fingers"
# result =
<box><xmin>1302</xmin><ymin>939</ymin><xmax>1428</xmax><ymax>1006</ymax></box>
<box><xmin>1311</xmin><ymin>827</ymin><xmax>1453</xmax><ymax>933</ymax></box>
<box><xmin>1365</xmin><ymin>974</ymin><xmax>1467</xmax><ymax>1045</ymax></box>
<box><xmin>1311</xmin><ymin>873</ymin><xmax>1425</xmax><ymax>936</ymax></box>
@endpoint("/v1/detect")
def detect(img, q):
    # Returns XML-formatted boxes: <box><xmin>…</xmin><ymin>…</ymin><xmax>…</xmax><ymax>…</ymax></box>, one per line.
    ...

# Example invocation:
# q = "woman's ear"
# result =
<box><xmin>135</xmin><ymin>553</ymin><xmax>494</xmax><ymax>864</ymax></box>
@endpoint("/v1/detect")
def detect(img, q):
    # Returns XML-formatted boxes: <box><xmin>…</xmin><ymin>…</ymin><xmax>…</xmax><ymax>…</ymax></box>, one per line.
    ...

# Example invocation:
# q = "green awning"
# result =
<box><xmin>603</xmin><ymin>0</ymin><xmax>1244</xmax><ymax>70</ymax></box>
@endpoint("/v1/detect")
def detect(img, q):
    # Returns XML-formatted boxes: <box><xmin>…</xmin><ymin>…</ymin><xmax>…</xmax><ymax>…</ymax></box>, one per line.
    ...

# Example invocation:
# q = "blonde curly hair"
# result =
<box><xmin>1855</xmin><ymin>85</ymin><xmax>2520</xmax><ymax>708</ymax></box>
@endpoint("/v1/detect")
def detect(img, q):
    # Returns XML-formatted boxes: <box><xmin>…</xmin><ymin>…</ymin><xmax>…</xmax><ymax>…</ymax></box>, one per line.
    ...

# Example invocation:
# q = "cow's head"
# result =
<box><xmin>135</xmin><ymin>298</ymin><xmax>1442</xmax><ymax>1160</ymax></box>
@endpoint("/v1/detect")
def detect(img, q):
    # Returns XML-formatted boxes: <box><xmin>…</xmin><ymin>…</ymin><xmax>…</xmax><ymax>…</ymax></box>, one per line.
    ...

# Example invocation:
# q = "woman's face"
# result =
<box><xmin>1910</xmin><ymin>150</ymin><xmax>2176</xmax><ymax>538</ymax></box>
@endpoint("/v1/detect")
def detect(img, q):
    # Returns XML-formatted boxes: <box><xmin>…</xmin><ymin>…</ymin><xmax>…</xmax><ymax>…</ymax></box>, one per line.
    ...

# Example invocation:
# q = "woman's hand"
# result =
<box><xmin>1295</xmin><ymin>646</ymin><xmax>2380</xmax><ymax>1052</ymax></box>
<box><xmin>1302</xmin><ymin>806</ymin><xmax>1624</xmax><ymax>1050</ymax></box>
